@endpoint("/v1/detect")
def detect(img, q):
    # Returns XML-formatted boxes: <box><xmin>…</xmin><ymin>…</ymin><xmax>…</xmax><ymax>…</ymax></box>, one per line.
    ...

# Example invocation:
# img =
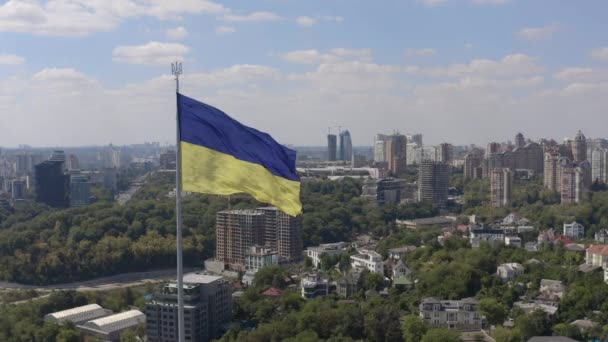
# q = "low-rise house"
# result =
<box><xmin>386</xmin><ymin>259</ymin><xmax>411</xmax><ymax>279</ymax></box>
<box><xmin>565</xmin><ymin>243</ymin><xmax>585</xmax><ymax>252</ymax></box>
<box><xmin>306</xmin><ymin>242</ymin><xmax>349</xmax><ymax>268</ymax></box>
<box><xmin>393</xmin><ymin>275</ymin><xmax>414</xmax><ymax>290</ymax></box>
<box><xmin>537</xmin><ymin>229</ymin><xmax>573</xmax><ymax>245</ymax></box>
<box><xmin>539</xmin><ymin>279</ymin><xmax>566</xmax><ymax>301</ymax></box>
<box><xmin>497</xmin><ymin>263</ymin><xmax>524</xmax><ymax>282</ymax></box>
<box><xmin>245</xmin><ymin>245</ymin><xmax>278</xmax><ymax>272</ymax></box>
<box><xmin>563</xmin><ymin>221</ymin><xmax>585</xmax><ymax>239</ymax></box>
<box><xmin>505</xmin><ymin>235</ymin><xmax>522</xmax><ymax>247</ymax></box>
<box><xmin>527</xmin><ymin>337</ymin><xmax>578</xmax><ymax>342</ymax></box>
<box><xmin>77</xmin><ymin>310</ymin><xmax>145</xmax><ymax>342</ymax></box>
<box><xmin>337</xmin><ymin>269</ymin><xmax>364</xmax><ymax>298</ymax></box>
<box><xmin>388</xmin><ymin>245</ymin><xmax>417</xmax><ymax>260</ymax></box>
<box><xmin>419</xmin><ymin>297</ymin><xmax>482</xmax><ymax>331</ymax></box>
<box><xmin>301</xmin><ymin>273</ymin><xmax>329</xmax><ymax>299</ymax></box>
<box><xmin>469</xmin><ymin>225</ymin><xmax>504</xmax><ymax>248</ymax></box>
<box><xmin>44</xmin><ymin>304</ymin><xmax>113</xmax><ymax>325</ymax></box>
<box><xmin>350</xmin><ymin>249</ymin><xmax>383</xmax><ymax>274</ymax></box>
<box><xmin>586</xmin><ymin>245</ymin><xmax>608</xmax><ymax>267</ymax></box>
<box><xmin>570</xmin><ymin>319</ymin><xmax>598</xmax><ymax>334</ymax></box>
<box><xmin>595</xmin><ymin>229</ymin><xmax>608</xmax><ymax>243</ymax></box>
<box><xmin>261</xmin><ymin>287</ymin><xmax>283</xmax><ymax>298</ymax></box>
<box><xmin>501</xmin><ymin>213</ymin><xmax>530</xmax><ymax>226</ymax></box>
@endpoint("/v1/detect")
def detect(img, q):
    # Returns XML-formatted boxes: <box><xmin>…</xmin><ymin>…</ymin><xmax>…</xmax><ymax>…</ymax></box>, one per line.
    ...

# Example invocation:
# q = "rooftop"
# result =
<box><xmin>587</xmin><ymin>244</ymin><xmax>608</xmax><ymax>255</ymax></box>
<box><xmin>183</xmin><ymin>273</ymin><xmax>223</xmax><ymax>284</ymax></box>
<box><xmin>46</xmin><ymin>304</ymin><xmax>105</xmax><ymax>321</ymax></box>
<box><xmin>82</xmin><ymin>310</ymin><xmax>145</xmax><ymax>333</ymax></box>
<box><xmin>218</xmin><ymin>209</ymin><xmax>264</xmax><ymax>216</ymax></box>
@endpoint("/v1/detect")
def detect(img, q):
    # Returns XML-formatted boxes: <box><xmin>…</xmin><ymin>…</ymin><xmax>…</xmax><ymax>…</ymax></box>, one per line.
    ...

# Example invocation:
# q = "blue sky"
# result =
<box><xmin>1</xmin><ymin>0</ymin><xmax>608</xmax><ymax>147</ymax></box>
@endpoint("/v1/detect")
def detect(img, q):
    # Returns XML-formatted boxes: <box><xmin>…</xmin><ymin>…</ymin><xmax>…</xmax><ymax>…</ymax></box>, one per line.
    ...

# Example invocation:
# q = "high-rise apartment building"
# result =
<box><xmin>215</xmin><ymin>209</ymin><xmax>266</xmax><ymax>270</ymax></box>
<box><xmin>49</xmin><ymin>150</ymin><xmax>66</xmax><ymax>165</ymax></box>
<box><xmin>10</xmin><ymin>179</ymin><xmax>26</xmax><ymax>200</ymax></box>
<box><xmin>69</xmin><ymin>173</ymin><xmax>91</xmax><ymax>207</ymax></box>
<box><xmin>591</xmin><ymin>149</ymin><xmax>608</xmax><ymax>183</ymax></box>
<box><xmin>490</xmin><ymin>168</ymin><xmax>513</xmax><ymax>207</ymax></box>
<box><xmin>544</xmin><ymin>152</ymin><xmax>559</xmax><ymax>191</ymax></box>
<box><xmin>373</xmin><ymin>134</ymin><xmax>390</xmax><ymax>163</ymax></box>
<box><xmin>146</xmin><ymin>273</ymin><xmax>232</xmax><ymax>342</ymax></box>
<box><xmin>486</xmin><ymin>142</ymin><xmax>501</xmax><ymax>155</ymax></box>
<box><xmin>482</xmin><ymin>153</ymin><xmax>504</xmax><ymax>178</ymax></box>
<box><xmin>386</xmin><ymin>134</ymin><xmax>407</xmax><ymax>175</ymax></box>
<box><xmin>35</xmin><ymin>160</ymin><xmax>69</xmax><ymax>208</ymax></box>
<box><xmin>437</xmin><ymin>143</ymin><xmax>453</xmax><ymax>164</ymax></box>
<box><xmin>339</xmin><ymin>130</ymin><xmax>353</xmax><ymax>161</ymax></box>
<box><xmin>464</xmin><ymin>152</ymin><xmax>482</xmax><ymax>180</ymax></box>
<box><xmin>215</xmin><ymin>207</ymin><xmax>302</xmax><ymax>270</ymax></box>
<box><xmin>14</xmin><ymin>154</ymin><xmax>33</xmax><ymax>176</ymax></box>
<box><xmin>66</xmin><ymin>154</ymin><xmax>80</xmax><ymax>171</ymax></box>
<box><xmin>418</xmin><ymin>160</ymin><xmax>449</xmax><ymax>207</ymax></box>
<box><xmin>407</xmin><ymin>134</ymin><xmax>423</xmax><ymax>146</ymax></box>
<box><xmin>259</xmin><ymin>207</ymin><xmax>303</xmax><ymax>263</ymax></box>
<box><xmin>560</xmin><ymin>161</ymin><xmax>591</xmax><ymax>204</ymax></box>
<box><xmin>327</xmin><ymin>134</ymin><xmax>337</xmax><ymax>161</ymax></box>
<box><xmin>515</xmin><ymin>132</ymin><xmax>526</xmax><ymax>148</ymax></box>
<box><xmin>572</xmin><ymin>130</ymin><xmax>587</xmax><ymax>164</ymax></box>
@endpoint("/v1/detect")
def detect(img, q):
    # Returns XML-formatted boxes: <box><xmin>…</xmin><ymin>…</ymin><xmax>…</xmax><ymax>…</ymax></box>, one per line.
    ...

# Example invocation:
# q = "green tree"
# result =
<box><xmin>491</xmin><ymin>326</ymin><xmax>522</xmax><ymax>342</ymax></box>
<box><xmin>552</xmin><ymin>323</ymin><xmax>582</xmax><ymax>340</ymax></box>
<box><xmin>515</xmin><ymin>310</ymin><xmax>551</xmax><ymax>340</ymax></box>
<box><xmin>402</xmin><ymin>315</ymin><xmax>427</xmax><ymax>342</ymax></box>
<box><xmin>479</xmin><ymin>298</ymin><xmax>508</xmax><ymax>326</ymax></box>
<box><xmin>56</xmin><ymin>329</ymin><xmax>80</xmax><ymax>342</ymax></box>
<box><xmin>421</xmin><ymin>329</ymin><xmax>463</xmax><ymax>342</ymax></box>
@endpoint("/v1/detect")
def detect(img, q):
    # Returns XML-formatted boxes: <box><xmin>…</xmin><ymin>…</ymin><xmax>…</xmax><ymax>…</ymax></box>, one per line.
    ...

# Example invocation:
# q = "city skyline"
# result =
<box><xmin>2</xmin><ymin>1</ymin><xmax>608</xmax><ymax>147</ymax></box>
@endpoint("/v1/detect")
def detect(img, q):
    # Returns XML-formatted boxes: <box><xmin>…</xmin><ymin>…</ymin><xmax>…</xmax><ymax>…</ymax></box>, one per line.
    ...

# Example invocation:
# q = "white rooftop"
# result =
<box><xmin>183</xmin><ymin>273</ymin><xmax>222</xmax><ymax>284</ymax></box>
<box><xmin>44</xmin><ymin>304</ymin><xmax>108</xmax><ymax>324</ymax></box>
<box><xmin>82</xmin><ymin>310</ymin><xmax>145</xmax><ymax>333</ymax></box>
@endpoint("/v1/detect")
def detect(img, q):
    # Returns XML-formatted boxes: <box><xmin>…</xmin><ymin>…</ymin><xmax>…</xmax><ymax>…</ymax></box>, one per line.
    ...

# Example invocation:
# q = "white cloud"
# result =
<box><xmin>222</xmin><ymin>11</ymin><xmax>281</xmax><ymax>22</ymax></box>
<box><xmin>165</xmin><ymin>26</ymin><xmax>188</xmax><ymax>40</ymax></box>
<box><xmin>554</xmin><ymin>67</ymin><xmax>608</xmax><ymax>82</ymax></box>
<box><xmin>591</xmin><ymin>47</ymin><xmax>608</xmax><ymax>61</ymax></box>
<box><xmin>323</xmin><ymin>15</ymin><xmax>344</xmax><ymax>23</ymax></box>
<box><xmin>282</xmin><ymin>48</ymin><xmax>373</xmax><ymax>64</ymax></box>
<box><xmin>296</xmin><ymin>16</ymin><xmax>316</xmax><ymax>27</ymax></box>
<box><xmin>215</xmin><ymin>26</ymin><xmax>236</xmax><ymax>34</ymax></box>
<box><xmin>0</xmin><ymin>0</ymin><xmax>227</xmax><ymax>36</ymax></box>
<box><xmin>464</xmin><ymin>43</ymin><xmax>474</xmax><ymax>49</ymax></box>
<box><xmin>517</xmin><ymin>24</ymin><xmax>559</xmax><ymax>41</ymax></box>
<box><xmin>0</xmin><ymin>53</ymin><xmax>25</xmax><ymax>65</ymax></box>
<box><xmin>418</xmin><ymin>0</ymin><xmax>448</xmax><ymax>6</ymax></box>
<box><xmin>406</xmin><ymin>53</ymin><xmax>543</xmax><ymax>78</ymax></box>
<box><xmin>112</xmin><ymin>42</ymin><xmax>190</xmax><ymax>66</ymax></box>
<box><xmin>405</xmin><ymin>48</ymin><xmax>436</xmax><ymax>57</ymax></box>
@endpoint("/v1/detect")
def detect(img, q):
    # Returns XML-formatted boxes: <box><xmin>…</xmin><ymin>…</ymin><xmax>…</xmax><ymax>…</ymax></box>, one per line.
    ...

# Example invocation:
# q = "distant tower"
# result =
<box><xmin>418</xmin><ymin>160</ymin><xmax>449</xmax><ymax>207</ymax></box>
<box><xmin>386</xmin><ymin>134</ymin><xmax>407</xmax><ymax>175</ymax></box>
<box><xmin>572</xmin><ymin>130</ymin><xmax>587</xmax><ymax>164</ymax></box>
<box><xmin>35</xmin><ymin>161</ymin><xmax>69</xmax><ymax>208</ymax></box>
<box><xmin>464</xmin><ymin>152</ymin><xmax>482</xmax><ymax>180</ymax></box>
<box><xmin>327</xmin><ymin>134</ymin><xmax>337</xmax><ymax>161</ymax></box>
<box><xmin>69</xmin><ymin>173</ymin><xmax>91</xmax><ymax>207</ymax></box>
<box><xmin>515</xmin><ymin>133</ymin><xmax>525</xmax><ymax>148</ymax></box>
<box><xmin>486</xmin><ymin>142</ymin><xmax>501</xmax><ymax>155</ymax></box>
<box><xmin>437</xmin><ymin>143</ymin><xmax>453</xmax><ymax>164</ymax></box>
<box><xmin>339</xmin><ymin>130</ymin><xmax>352</xmax><ymax>161</ymax></box>
<box><xmin>491</xmin><ymin>168</ymin><xmax>513</xmax><ymax>207</ymax></box>
<box><xmin>66</xmin><ymin>154</ymin><xmax>80</xmax><ymax>171</ymax></box>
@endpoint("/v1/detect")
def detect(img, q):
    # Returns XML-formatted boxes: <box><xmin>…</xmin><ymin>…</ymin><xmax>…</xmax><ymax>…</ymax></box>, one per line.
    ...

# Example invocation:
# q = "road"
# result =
<box><xmin>0</xmin><ymin>268</ymin><xmax>196</xmax><ymax>291</ymax></box>
<box><xmin>116</xmin><ymin>171</ymin><xmax>153</xmax><ymax>205</ymax></box>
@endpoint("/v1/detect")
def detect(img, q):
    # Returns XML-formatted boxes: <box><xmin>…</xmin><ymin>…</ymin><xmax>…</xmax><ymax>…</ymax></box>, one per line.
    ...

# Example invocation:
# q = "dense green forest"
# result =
<box><xmin>0</xmin><ymin>174</ymin><xmax>436</xmax><ymax>284</ymax></box>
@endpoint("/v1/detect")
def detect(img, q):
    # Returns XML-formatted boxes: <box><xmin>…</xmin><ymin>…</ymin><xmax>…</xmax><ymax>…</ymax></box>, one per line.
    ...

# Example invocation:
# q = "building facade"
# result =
<box><xmin>496</xmin><ymin>263</ymin><xmax>524</xmax><ymax>282</ymax></box>
<box><xmin>339</xmin><ymin>130</ymin><xmax>353</xmax><ymax>161</ymax></box>
<box><xmin>490</xmin><ymin>168</ymin><xmax>513</xmax><ymax>207</ymax></box>
<box><xmin>418</xmin><ymin>160</ymin><xmax>449</xmax><ymax>207</ymax></box>
<box><xmin>259</xmin><ymin>207</ymin><xmax>302</xmax><ymax>263</ymax></box>
<box><xmin>245</xmin><ymin>245</ymin><xmax>278</xmax><ymax>272</ymax></box>
<box><xmin>146</xmin><ymin>273</ymin><xmax>232</xmax><ymax>342</ymax></box>
<box><xmin>301</xmin><ymin>273</ymin><xmax>329</xmax><ymax>299</ymax></box>
<box><xmin>464</xmin><ymin>152</ymin><xmax>482</xmax><ymax>180</ymax></box>
<box><xmin>419</xmin><ymin>297</ymin><xmax>482</xmax><ymax>331</ymax></box>
<box><xmin>69</xmin><ymin>173</ymin><xmax>91</xmax><ymax>207</ymax></box>
<box><xmin>386</xmin><ymin>134</ymin><xmax>407</xmax><ymax>175</ymax></box>
<box><xmin>215</xmin><ymin>209</ymin><xmax>266</xmax><ymax>270</ymax></box>
<box><xmin>572</xmin><ymin>130</ymin><xmax>587</xmax><ymax>164</ymax></box>
<box><xmin>350</xmin><ymin>249</ymin><xmax>383</xmax><ymax>274</ymax></box>
<box><xmin>563</xmin><ymin>221</ymin><xmax>585</xmax><ymax>239</ymax></box>
<box><xmin>35</xmin><ymin>160</ymin><xmax>69</xmax><ymax>208</ymax></box>
<box><xmin>327</xmin><ymin>134</ymin><xmax>337</xmax><ymax>161</ymax></box>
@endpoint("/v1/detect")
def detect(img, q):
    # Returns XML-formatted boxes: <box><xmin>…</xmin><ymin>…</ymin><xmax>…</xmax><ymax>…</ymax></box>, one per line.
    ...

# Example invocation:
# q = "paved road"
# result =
<box><xmin>116</xmin><ymin>171</ymin><xmax>153</xmax><ymax>205</ymax></box>
<box><xmin>0</xmin><ymin>268</ymin><xmax>196</xmax><ymax>291</ymax></box>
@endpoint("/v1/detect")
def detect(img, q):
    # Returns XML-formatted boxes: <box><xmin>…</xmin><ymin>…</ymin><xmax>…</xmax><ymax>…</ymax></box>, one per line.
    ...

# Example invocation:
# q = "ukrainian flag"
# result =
<box><xmin>178</xmin><ymin>93</ymin><xmax>302</xmax><ymax>216</ymax></box>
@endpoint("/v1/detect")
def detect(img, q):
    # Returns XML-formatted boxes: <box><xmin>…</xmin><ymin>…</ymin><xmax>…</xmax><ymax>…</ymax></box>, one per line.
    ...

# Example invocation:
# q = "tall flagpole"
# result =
<box><xmin>172</xmin><ymin>61</ymin><xmax>185</xmax><ymax>342</ymax></box>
